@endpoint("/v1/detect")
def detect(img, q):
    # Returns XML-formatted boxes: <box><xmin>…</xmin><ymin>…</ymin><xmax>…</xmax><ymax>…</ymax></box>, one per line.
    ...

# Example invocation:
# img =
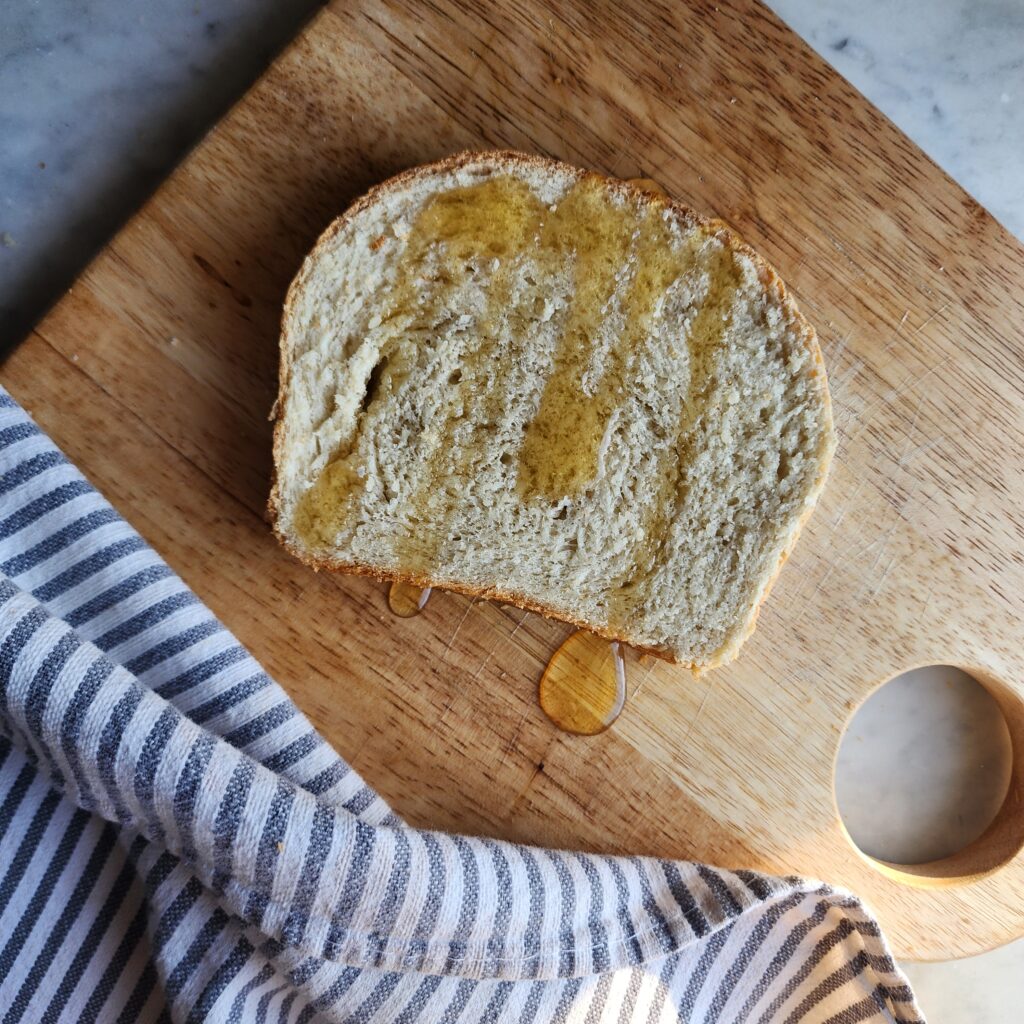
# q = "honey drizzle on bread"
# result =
<box><xmin>271</xmin><ymin>151</ymin><xmax>835</xmax><ymax>669</ymax></box>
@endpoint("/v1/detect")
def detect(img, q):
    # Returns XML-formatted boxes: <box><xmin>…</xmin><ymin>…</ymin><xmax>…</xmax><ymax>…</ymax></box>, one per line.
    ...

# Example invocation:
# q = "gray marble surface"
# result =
<box><xmin>0</xmin><ymin>0</ymin><xmax>323</xmax><ymax>345</ymax></box>
<box><xmin>2</xmin><ymin>1</ymin><xmax>1024</xmax><ymax>1020</ymax></box>
<box><xmin>767</xmin><ymin>0</ymin><xmax>1024</xmax><ymax>240</ymax></box>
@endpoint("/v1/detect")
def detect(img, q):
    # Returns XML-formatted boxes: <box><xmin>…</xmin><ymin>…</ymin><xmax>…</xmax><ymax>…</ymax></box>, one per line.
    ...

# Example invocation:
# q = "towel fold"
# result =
<box><xmin>0</xmin><ymin>389</ymin><xmax>922</xmax><ymax>1023</ymax></box>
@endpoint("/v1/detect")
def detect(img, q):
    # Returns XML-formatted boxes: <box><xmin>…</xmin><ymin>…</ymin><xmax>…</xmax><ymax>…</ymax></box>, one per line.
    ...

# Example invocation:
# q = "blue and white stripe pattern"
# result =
<box><xmin>0</xmin><ymin>386</ymin><xmax>922</xmax><ymax>1022</ymax></box>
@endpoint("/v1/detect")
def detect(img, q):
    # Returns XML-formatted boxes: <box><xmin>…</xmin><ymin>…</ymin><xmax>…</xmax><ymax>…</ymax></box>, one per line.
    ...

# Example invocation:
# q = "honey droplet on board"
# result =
<box><xmin>388</xmin><ymin>581</ymin><xmax>431</xmax><ymax>617</ymax></box>
<box><xmin>538</xmin><ymin>631</ymin><xmax>626</xmax><ymax>735</ymax></box>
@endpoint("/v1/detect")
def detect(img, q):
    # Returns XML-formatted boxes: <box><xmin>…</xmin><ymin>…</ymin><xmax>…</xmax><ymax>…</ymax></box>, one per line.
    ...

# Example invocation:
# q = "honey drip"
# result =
<box><xmin>388</xmin><ymin>581</ymin><xmax>431</xmax><ymax>617</ymax></box>
<box><xmin>515</xmin><ymin>179</ymin><xmax>685</xmax><ymax>501</ymax></box>
<box><xmin>538</xmin><ymin>631</ymin><xmax>626</xmax><ymax>735</ymax></box>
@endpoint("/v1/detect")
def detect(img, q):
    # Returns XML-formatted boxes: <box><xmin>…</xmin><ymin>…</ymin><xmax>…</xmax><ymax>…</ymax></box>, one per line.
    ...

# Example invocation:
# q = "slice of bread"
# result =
<box><xmin>269</xmin><ymin>151</ymin><xmax>835</xmax><ymax>671</ymax></box>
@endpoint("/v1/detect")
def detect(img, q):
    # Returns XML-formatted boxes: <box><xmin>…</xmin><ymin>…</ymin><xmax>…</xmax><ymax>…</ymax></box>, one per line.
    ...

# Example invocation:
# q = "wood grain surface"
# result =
<box><xmin>6</xmin><ymin>0</ymin><xmax>1024</xmax><ymax>960</ymax></box>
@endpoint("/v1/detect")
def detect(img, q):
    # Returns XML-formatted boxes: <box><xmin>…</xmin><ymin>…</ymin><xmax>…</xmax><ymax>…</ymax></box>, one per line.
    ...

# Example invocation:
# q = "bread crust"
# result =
<box><xmin>268</xmin><ymin>149</ymin><xmax>835</xmax><ymax>670</ymax></box>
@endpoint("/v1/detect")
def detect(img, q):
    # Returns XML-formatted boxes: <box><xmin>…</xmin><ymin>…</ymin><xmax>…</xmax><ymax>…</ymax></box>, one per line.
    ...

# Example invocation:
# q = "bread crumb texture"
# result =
<box><xmin>272</xmin><ymin>151</ymin><xmax>835</xmax><ymax>668</ymax></box>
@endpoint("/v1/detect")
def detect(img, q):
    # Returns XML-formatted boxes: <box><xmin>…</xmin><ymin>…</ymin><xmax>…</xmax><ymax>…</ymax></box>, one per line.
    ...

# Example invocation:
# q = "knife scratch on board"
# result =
<box><xmin>851</xmin><ymin>523</ymin><xmax>903</xmax><ymax>602</ymax></box>
<box><xmin>824</xmin><ymin>327</ymin><xmax>854</xmax><ymax>370</ymax></box>
<box><xmin>864</xmin><ymin>556</ymin><xmax>900</xmax><ymax>603</ymax></box>
<box><xmin>898</xmin><ymin>436</ymin><xmax>944</xmax><ymax>468</ymax></box>
<box><xmin>495</xmin><ymin>711</ymin><xmax>531</xmax><ymax>773</ymax></box>
<box><xmin>839</xmin><ymin>353</ymin><xmax>954</xmax><ymax>448</ymax></box>
<box><xmin>436</xmin><ymin>693</ymin><xmax>460</xmax><ymax>728</ymax></box>
<box><xmin>900</xmin><ymin>392</ymin><xmax>926</xmax><ymax>454</ymax></box>
<box><xmin>797</xmin><ymin>564</ymin><xmax>836</xmax><ymax>613</ymax></box>
<box><xmin>889</xmin><ymin>353</ymin><xmax>955</xmax><ymax>404</ymax></box>
<box><xmin>630</xmin><ymin>657</ymin><xmax>659</xmax><ymax>701</ymax></box>
<box><xmin>507</xmin><ymin>610</ymin><xmax>529</xmax><ymax>644</ymax></box>
<box><xmin>827</xmin><ymin>356</ymin><xmax>864</xmax><ymax>398</ymax></box>
<box><xmin>469</xmin><ymin>633</ymin><xmax>504</xmax><ymax>684</ymax></box>
<box><xmin>918</xmin><ymin>583</ymin><xmax>938</xmax><ymax>623</ymax></box>
<box><xmin>906</xmin><ymin>300</ymin><xmax>953</xmax><ymax>341</ymax></box>
<box><xmin>832</xmin><ymin>479</ymin><xmax>864</xmax><ymax>530</ymax></box>
<box><xmin>443</xmin><ymin>599</ymin><xmax>476</xmax><ymax>659</ymax></box>
<box><xmin>679</xmin><ymin>686</ymin><xmax>713</xmax><ymax>750</ymax></box>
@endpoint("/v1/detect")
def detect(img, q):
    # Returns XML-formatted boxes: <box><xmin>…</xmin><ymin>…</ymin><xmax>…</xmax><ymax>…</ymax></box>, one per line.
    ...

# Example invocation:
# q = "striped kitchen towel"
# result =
<box><xmin>0</xmin><ymin>385</ymin><xmax>922</xmax><ymax>1023</ymax></box>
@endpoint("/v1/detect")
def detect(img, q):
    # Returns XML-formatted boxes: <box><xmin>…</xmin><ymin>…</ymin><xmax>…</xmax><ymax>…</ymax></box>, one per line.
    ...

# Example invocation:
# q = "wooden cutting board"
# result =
<box><xmin>7</xmin><ymin>0</ymin><xmax>1024</xmax><ymax>961</ymax></box>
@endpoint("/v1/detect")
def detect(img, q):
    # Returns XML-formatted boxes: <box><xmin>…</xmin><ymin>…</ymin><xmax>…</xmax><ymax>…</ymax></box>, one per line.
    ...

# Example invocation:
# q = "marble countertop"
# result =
<box><xmin>769</xmin><ymin>0</ymin><xmax>1024</xmax><ymax>240</ymax></box>
<box><xmin>2</xmin><ymin>1</ymin><xmax>1023</xmax><ymax>1020</ymax></box>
